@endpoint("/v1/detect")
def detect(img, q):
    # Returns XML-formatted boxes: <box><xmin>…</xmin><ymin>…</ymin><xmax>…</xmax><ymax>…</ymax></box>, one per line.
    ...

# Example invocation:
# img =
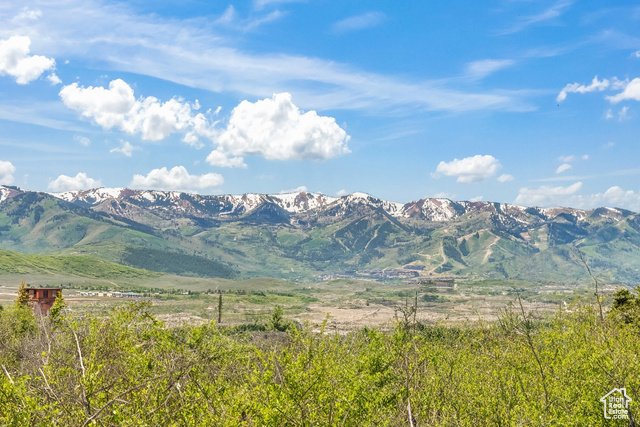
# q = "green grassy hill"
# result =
<box><xmin>0</xmin><ymin>249</ymin><xmax>159</xmax><ymax>279</ymax></box>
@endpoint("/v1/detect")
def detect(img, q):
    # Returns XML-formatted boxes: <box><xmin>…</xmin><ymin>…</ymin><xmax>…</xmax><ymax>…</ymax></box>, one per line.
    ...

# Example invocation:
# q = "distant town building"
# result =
<box><xmin>26</xmin><ymin>287</ymin><xmax>62</xmax><ymax>316</ymax></box>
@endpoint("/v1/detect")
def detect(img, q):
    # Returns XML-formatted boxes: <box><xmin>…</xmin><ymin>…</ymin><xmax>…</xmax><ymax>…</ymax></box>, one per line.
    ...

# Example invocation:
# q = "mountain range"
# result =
<box><xmin>1</xmin><ymin>185</ymin><xmax>639</xmax><ymax>284</ymax></box>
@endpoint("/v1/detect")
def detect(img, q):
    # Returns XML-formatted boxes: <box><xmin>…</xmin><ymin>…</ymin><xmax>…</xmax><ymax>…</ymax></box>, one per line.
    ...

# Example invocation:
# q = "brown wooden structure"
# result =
<box><xmin>26</xmin><ymin>287</ymin><xmax>62</xmax><ymax>316</ymax></box>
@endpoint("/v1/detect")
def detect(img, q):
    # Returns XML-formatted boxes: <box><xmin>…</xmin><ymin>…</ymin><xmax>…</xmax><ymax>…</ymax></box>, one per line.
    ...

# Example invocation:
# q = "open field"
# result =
<box><xmin>0</xmin><ymin>272</ymin><xmax>625</xmax><ymax>331</ymax></box>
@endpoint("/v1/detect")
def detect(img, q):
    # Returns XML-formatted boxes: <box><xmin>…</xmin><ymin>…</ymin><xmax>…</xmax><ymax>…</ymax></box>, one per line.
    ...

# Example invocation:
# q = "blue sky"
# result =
<box><xmin>0</xmin><ymin>0</ymin><xmax>639</xmax><ymax>210</ymax></box>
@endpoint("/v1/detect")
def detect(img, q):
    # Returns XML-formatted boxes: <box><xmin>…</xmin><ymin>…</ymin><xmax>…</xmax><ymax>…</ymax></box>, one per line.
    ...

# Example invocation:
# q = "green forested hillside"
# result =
<box><xmin>1</xmin><ymin>189</ymin><xmax>639</xmax><ymax>283</ymax></box>
<box><xmin>0</xmin><ymin>192</ymin><xmax>237</xmax><ymax>279</ymax></box>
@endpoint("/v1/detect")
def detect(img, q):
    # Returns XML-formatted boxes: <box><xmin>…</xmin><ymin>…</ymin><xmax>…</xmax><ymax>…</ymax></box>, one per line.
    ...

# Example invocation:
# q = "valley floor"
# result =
<box><xmin>0</xmin><ymin>274</ymin><xmax>622</xmax><ymax>332</ymax></box>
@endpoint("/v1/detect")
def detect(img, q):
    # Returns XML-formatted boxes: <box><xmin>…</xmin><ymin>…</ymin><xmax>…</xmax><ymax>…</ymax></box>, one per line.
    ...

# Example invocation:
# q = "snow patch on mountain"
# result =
<box><xmin>271</xmin><ymin>192</ymin><xmax>338</xmax><ymax>213</ymax></box>
<box><xmin>50</xmin><ymin>187</ymin><xmax>629</xmax><ymax>224</ymax></box>
<box><xmin>54</xmin><ymin>187</ymin><xmax>126</xmax><ymax>204</ymax></box>
<box><xmin>0</xmin><ymin>186</ymin><xmax>10</xmax><ymax>204</ymax></box>
<box><xmin>0</xmin><ymin>186</ymin><xmax>21</xmax><ymax>204</ymax></box>
<box><xmin>540</xmin><ymin>207</ymin><xmax>588</xmax><ymax>221</ymax></box>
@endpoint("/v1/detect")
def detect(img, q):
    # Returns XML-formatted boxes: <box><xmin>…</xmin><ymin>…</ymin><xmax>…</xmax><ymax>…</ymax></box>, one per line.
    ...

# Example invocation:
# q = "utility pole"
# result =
<box><xmin>218</xmin><ymin>291</ymin><xmax>223</xmax><ymax>324</ymax></box>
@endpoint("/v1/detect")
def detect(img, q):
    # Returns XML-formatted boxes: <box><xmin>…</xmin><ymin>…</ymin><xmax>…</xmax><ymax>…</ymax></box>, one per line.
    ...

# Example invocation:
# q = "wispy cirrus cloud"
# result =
<box><xmin>0</xmin><ymin>100</ymin><xmax>88</xmax><ymax>132</ymax></box>
<box><xmin>499</xmin><ymin>0</ymin><xmax>574</xmax><ymax>35</ymax></box>
<box><xmin>465</xmin><ymin>59</ymin><xmax>515</xmax><ymax>79</ymax></box>
<box><xmin>215</xmin><ymin>5</ymin><xmax>285</xmax><ymax>32</ymax></box>
<box><xmin>332</xmin><ymin>11</ymin><xmax>386</xmax><ymax>34</ymax></box>
<box><xmin>74</xmin><ymin>135</ymin><xmax>91</xmax><ymax>147</ymax></box>
<box><xmin>0</xmin><ymin>0</ymin><xmax>532</xmax><ymax>115</ymax></box>
<box><xmin>253</xmin><ymin>0</ymin><xmax>305</xmax><ymax>11</ymax></box>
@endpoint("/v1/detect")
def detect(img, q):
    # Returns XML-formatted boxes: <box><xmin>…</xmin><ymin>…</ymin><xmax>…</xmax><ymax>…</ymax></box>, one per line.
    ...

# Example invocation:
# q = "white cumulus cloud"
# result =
<box><xmin>514</xmin><ymin>182</ymin><xmax>583</xmax><ymax>207</ymax></box>
<box><xmin>592</xmin><ymin>187</ymin><xmax>640</xmax><ymax>212</ymax></box>
<box><xmin>208</xmin><ymin>93</ymin><xmax>350</xmax><ymax>166</ymax></box>
<box><xmin>608</xmin><ymin>78</ymin><xmax>640</xmax><ymax>103</ymax></box>
<box><xmin>557</xmin><ymin>75</ymin><xmax>632</xmax><ymax>103</ymax></box>
<box><xmin>206</xmin><ymin>150</ymin><xmax>247</xmax><ymax>168</ymax></box>
<box><xmin>48</xmin><ymin>172</ymin><xmax>101</xmax><ymax>192</ymax></box>
<box><xmin>0</xmin><ymin>35</ymin><xmax>56</xmax><ymax>84</ymax></box>
<box><xmin>434</xmin><ymin>155</ymin><xmax>501</xmax><ymax>183</ymax></box>
<box><xmin>130</xmin><ymin>166</ymin><xmax>223</xmax><ymax>192</ymax></box>
<box><xmin>46</xmin><ymin>73</ymin><xmax>62</xmax><ymax>85</ymax></box>
<box><xmin>515</xmin><ymin>183</ymin><xmax>640</xmax><ymax>211</ymax></box>
<box><xmin>556</xmin><ymin>163</ymin><xmax>572</xmax><ymax>174</ymax></box>
<box><xmin>556</xmin><ymin>76</ymin><xmax>610</xmax><ymax>102</ymax></box>
<box><xmin>110</xmin><ymin>140</ymin><xmax>140</xmax><ymax>157</ymax></box>
<box><xmin>59</xmin><ymin>79</ymin><xmax>217</xmax><ymax>146</ymax></box>
<box><xmin>0</xmin><ymin>160</ymin><xmax>16</xmax><ymax>185</ymax></box>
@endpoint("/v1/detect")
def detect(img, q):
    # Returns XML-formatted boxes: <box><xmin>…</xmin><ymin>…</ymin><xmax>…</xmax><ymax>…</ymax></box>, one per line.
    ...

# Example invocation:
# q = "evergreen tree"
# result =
<box><xmin>270</xmin><ymin>305</ymin><xmax>288</xmax><ymax>331</ymax></box>
<box><xmin>50</xmin><ymin>290</ymin><xmax>66</xmax><ymax>321</ymax></box>
<box><xmin>15</xmin><ymin>281</ymin><xmax>30</xmax><ymax>308</ymax></box>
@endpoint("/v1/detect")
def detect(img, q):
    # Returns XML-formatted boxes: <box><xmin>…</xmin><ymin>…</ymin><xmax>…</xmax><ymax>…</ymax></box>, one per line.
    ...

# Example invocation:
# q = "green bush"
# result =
<box><xmin>0</xmin><ymin>301</ymin><xmax>637</xmax><ymax>425</ymax></box>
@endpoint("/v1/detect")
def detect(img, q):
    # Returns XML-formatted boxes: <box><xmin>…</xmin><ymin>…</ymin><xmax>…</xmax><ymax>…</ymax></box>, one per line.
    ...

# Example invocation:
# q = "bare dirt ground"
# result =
<box><xmin>296</xmin><ymin>296</ymin><xmax>561</xmax><ymax>333</ymax></box>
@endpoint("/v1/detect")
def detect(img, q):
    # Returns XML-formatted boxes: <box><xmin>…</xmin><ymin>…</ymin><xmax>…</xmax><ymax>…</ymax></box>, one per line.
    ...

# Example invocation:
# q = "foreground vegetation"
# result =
<box><xmin>1</xmin><ymin>294</ymin><xmax>638</xmax><ymax>426</ymax></box>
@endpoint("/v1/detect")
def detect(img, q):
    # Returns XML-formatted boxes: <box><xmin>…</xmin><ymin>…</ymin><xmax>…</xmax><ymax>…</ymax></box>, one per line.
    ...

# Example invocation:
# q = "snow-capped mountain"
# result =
<box><xmin>1</xmin><ymin>186</ymin><xmax>639</xmax><ymax>283</ymax></box>
<box><xmin>48</xmin><ymin>187</ymin><xmax>631</xmax><ymax>225</ymax></box>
